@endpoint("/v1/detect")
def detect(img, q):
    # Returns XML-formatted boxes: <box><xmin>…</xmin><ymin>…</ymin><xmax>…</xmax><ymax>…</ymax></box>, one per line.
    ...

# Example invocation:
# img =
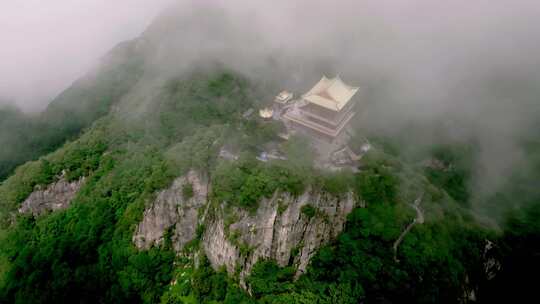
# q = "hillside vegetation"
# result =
<box><xmin>0</xmin><ymin>39</ymin><xmax>145</xmax><ymax>182</ymax></box>
<box><xmin>0</xmin><ymin>11</ymin><xmax>539</xmax><ymax>303</ymax></box>
<box><xmin>0</xmin><ymin>65</ymin><xmax>519</xmax><ymax>303</ymax></box>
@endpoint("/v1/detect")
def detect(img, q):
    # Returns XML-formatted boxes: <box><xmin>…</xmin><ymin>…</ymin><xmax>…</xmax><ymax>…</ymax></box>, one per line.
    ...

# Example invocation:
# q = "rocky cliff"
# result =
<box><xmin>133</xmin><ymin>170</ymin><xmax>209</xmax><ymax>251</ymax></box>
<box><xmin>203</xmin><ymin>189</ymin><xmax>355</xmax><ymax>281</ymax></box>
<box><xmin>19</xmin><ymin>174</ymin><xmax>86</xmax><ymax>216</ymax></box>
<box><xmin>134</xmin><ymin>170</ymin><xmax>356</xmax><ymax>282</ymax></box>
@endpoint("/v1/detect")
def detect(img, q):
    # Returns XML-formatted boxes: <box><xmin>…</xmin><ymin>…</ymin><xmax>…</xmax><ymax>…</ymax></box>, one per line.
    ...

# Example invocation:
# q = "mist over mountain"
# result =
<box><xmin>0</xmin><ymin>0</ymin><xmax>175</xmax><ymax>111</ymax></box>
<box><xmin>8</xmin><ymin>0</ymin><xmax>538</xmax><ymax>216</ymax></box>
<box><xmin>0</xmin><ymin>1</ymin><xmax>539</xmax><ymax>303</ymax></box>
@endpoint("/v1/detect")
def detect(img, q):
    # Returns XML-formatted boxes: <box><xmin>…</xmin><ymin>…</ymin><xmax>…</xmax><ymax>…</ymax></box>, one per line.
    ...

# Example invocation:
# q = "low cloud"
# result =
<box><xmin>0</xmin><ymin>0</ymin><xmax>175</xmax><ymax>111</ymax></box>
<box><xmin>2</xmin><ymin>0</ymin><xmax>540</xmax><ymax>216</ymax></box>
<box><xmin>143</xmin><ymin>0</ymin><xmax>540</xmax><ymax>213</ymax></box>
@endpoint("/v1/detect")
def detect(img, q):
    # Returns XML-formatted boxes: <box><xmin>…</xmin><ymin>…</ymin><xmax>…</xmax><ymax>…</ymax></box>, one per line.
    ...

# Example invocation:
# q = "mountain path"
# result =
<box><xmin>393</xmin><ymin>193</ymin><xmax>424</xmax><ymax>262</ymax></box>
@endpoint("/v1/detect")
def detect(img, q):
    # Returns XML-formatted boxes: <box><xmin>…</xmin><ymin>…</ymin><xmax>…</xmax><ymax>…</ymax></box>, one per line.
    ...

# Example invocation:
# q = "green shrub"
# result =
<box><xmin>277</xmin><ymin>199</ymin><xmax>288</xmax><ymax>215</ymax></box>
<box><xmin>320</xmin><ymin>171</ymin><xmax>354</xmax><ymax>196</ymax></box>
<box><xmin>195</xmin><ymin>223</ymin><xmax>205</xmax><ymax>240</ymax></box>
<box><xmin>355</xmin><ymin>166</ymin><xmax>398</xmax><ymax>205</ymax></box>
<box><xmin>0</xmin><ymin>145</ymin><xmax>177</xmax><ymax>304</ymax></box>
<box><xmin>301</xmin><ymin>205</ymin><xmax>317</xmax><ymax>219</ymax></box>
<box><xmin>247</xmin><ymin>260</ymin><xmax>295</xmax><ymax>299</ymax></box>
<box><xmin>424</xmin><ymin>144</ymin><xmax>474</xmax><ymax>206</ymax></box>
<box><xmin>212</xmin><ymin>161</ymin><xmax>306</xmax><ymax>211</ymax></box>
<box><xmin>182</xmin><ymin>182</ymin><xmax>194</xmax><ymax>200</ymax></box>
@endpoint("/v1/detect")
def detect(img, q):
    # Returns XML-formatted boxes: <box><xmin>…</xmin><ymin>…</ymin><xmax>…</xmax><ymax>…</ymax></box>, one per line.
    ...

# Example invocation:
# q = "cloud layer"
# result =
<box><xmin>142</xmin><ymin>0</ymin><xmax>540</xmax><ymax>213</ymax></box>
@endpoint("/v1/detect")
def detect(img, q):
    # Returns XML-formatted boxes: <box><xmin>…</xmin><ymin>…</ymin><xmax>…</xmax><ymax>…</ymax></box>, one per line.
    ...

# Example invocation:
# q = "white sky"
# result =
<box><xmin>0</xmin><ymin>0</ymin><xmax>175</xmax><ymax>111</ymax></box>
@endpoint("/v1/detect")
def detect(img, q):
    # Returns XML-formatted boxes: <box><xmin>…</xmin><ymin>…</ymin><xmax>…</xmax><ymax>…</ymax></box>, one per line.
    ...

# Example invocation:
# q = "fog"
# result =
<box><xmin>0</xmin><ymin>0</ymin><xmax>175</xmax><ymax>111</ymax></box>
<box><xmin>2</xmin><ymin>0</ymin><xmax>540</xmax><ymax>217</ymax></box>
<box><xmin>139</xmin><ymin>0</ymin><xmax>540</xmax><ymax>217</ymax></box>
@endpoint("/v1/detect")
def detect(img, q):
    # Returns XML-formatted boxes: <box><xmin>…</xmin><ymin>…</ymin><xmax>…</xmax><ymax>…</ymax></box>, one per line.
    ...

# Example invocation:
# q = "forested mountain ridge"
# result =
<box><xmin>0</xmin><ymin>66</ymin><xmax>519</xmax><ymax>303</ymax></box>
<box><xmin>0</xmin><ymin>5</ymin><xmax>539</xmax><ymax>304</ymax></box>
<box><xmin>0</xmin><ymin>38</ymin><xmax>146</xmax><ymax>182</ymax></box>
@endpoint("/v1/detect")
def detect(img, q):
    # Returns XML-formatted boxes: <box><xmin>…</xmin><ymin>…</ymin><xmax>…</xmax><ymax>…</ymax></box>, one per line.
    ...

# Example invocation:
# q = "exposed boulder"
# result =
<box><xmin>19</xmin><ymin>175</ymin><xmax>86</xmax><ymax>216</ymax></box>
<box><xmin>133</xmin><ymin>170</ymin><xmax>208</xmax><ymax>251</ymax></box>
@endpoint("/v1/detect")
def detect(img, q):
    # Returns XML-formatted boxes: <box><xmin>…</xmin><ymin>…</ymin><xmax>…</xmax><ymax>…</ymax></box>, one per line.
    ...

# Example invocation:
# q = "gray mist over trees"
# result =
<box><xmin>2</xmin><ymin>0</ymin><xmax>540</xmax><ymax>219</ymax></box>
<box><xmin>130</xmin><ymin>0</ymin><xmax>540</xmax><ymax>218</ymax></box>
<box><xmin>0</xmin><ymin>0</ymin><xmax>175</xmax><ymax>111</ymax></box>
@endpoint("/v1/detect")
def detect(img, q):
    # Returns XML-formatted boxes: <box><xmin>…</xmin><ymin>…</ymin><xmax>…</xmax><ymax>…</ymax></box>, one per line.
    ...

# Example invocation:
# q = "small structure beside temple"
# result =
<box><xmin>259</xmin><ymin>108</ymin><xmax>274</xmax><ymax>120</ymax></box>
<box><xmin>280</xmin><ymin>76</ymin><xmax>359</xmax><ymax>142</ymax></box>
<box><xmin>273</xmin><ymin>91</ymin><xmax>294</xmax><ymax>120</ymax></box>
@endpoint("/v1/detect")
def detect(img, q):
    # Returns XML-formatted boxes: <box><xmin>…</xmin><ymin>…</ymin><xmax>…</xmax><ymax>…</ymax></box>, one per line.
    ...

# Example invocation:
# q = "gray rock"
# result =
<box><xmin>19</xmin><ymin>175</ymin><xmax>86</xmax><ymax>216</ymax></box>
<box><xmin>134</xmin><ymin>170</ymin><xmax>356</xmax><ymax>284</ymax></box>
<box><xmin>133</xmin><ymin>170</ymin><xmax>208</xmax><ymax>250</ymax></box>
<box><xmin>202</xmin><ymin>189</ymin><xmax>355</xmax><ymax>282</ymax></box>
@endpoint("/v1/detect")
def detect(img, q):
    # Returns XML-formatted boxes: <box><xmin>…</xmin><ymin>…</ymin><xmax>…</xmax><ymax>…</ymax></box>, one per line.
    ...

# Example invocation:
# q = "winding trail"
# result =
<box><xmin>393</xmin><ymin>193</ymin><xmax>424</xmax><ymax>262</ymax></box>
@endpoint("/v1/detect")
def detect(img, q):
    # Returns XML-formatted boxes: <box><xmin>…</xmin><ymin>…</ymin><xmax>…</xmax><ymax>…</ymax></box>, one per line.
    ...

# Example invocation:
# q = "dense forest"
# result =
<box><xmin>1</xmin><ymin>4</ymin><xmax>539</xmax><ymax>303</ymax></box>
<box><xmin>0</xmin><ymin>67</ymin><xmax>538</xmax><ymax>303</ymax></box>
<box><xmin>0</xmin><ymin>39</ymin><xmax>145</xmax><ymax>182</ymax></box>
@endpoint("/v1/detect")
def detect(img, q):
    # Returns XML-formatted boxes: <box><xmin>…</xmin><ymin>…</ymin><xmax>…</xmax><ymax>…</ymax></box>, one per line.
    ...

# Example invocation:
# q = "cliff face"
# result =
<box><xmin>134</xmin><ymin>170</ymin><xmax>356</xmax><ymax>281</ymax></box>
<box><xmin>203</xmin><ymin>190</ymin><xmax>355</xmax><ymax>281</ymax></box>
<box><xmin>133</xmin><ymin>170</ymin><xmax>208</xmax><ymax>251</ymax></box>
<box><xmin>19</xmin><ymin>175</ymin><xmax>86</xmax><ymax>216</ymax></box>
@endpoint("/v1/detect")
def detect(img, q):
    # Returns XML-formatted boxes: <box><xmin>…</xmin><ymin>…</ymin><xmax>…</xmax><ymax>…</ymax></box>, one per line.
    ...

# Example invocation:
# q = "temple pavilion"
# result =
<box><xmin>282</xmin><ymin>76</ymin><xmax>359</xmax><ymax>141</ymax></box>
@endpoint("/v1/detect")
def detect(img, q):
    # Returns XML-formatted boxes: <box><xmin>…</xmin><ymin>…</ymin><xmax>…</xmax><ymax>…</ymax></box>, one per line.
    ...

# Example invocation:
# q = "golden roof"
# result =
<box><xmin>302</xmin><ymin>76</ymin><xmax>359</xmax><ymax>111</ymax></box>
